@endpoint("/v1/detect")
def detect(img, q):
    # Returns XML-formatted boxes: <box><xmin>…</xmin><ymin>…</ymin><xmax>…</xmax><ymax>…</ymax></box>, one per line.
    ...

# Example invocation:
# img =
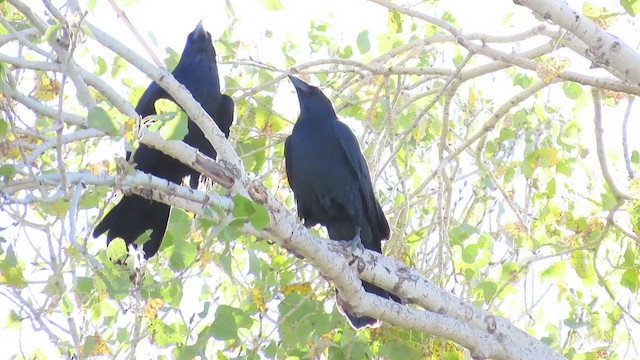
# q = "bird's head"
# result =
<box><xmin>288</xmin><ymin>75</ymin><xmax>335</xmax><ymax>118</ymax></box>
<box><xmin>182</xmin><ymin>20</ymin><xmax>217</xmax><ymax>61</ymax></box>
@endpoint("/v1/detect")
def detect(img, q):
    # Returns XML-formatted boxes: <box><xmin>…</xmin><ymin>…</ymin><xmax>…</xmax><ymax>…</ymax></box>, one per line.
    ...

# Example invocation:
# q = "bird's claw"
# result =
<box><xmin>346</xmin><ymin>227</ymin><xmax>364</xmax><ymax>252</ymax></box>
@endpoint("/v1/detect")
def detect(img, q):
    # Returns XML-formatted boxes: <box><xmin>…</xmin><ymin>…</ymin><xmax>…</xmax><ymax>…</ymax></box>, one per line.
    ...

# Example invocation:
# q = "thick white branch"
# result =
<box><xmin>2</xmin><ymin>171</ymin><xmax>233</xmax><ymax>213</ymax></box>
<box><xmin>513</xmin><ymin>0</ymin><xmax>640</xmax><ymax>85</ymax></box>
<box><xmin>1</xmin><ymin>2</ymin><xmax>568</xmax><ymax>358</ymax></box>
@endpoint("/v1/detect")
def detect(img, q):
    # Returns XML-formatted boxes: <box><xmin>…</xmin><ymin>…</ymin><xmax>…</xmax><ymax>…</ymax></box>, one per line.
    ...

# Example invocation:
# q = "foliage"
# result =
<box><xmin>0</xmin><ymin>0</ymin><xmax>639</xmax><ymax>359</ymax></box>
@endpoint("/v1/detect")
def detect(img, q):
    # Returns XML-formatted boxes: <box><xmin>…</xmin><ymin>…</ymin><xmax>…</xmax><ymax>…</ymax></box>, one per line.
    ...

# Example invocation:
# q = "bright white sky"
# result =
<box><xmin>3</xmin><ymin>0</ymin><xmax>640</xmax><ymax>358</ymax></box>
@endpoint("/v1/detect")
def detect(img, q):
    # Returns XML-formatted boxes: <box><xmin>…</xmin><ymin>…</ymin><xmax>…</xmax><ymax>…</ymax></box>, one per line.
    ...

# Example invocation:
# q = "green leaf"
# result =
<box><xmin>94</xmin><ymin>56</ymin><xmax>107</xmax><ymax>76</ymax></box>
<box><xmin>103</xmin><ymin>271</ymin><xmax>130</xmax><ymax>300</ymax></box>
<box><xmin>449</xmin><ymin>224</ymin><xmax>479</xmax><ymax>245</ymax></box>
<box><xmin>87</xmin><ymin>0</ymin><xmax>97</xmax><ymax>12</ymax></box>
<box><xmin>88</xmin><ymin>106</ymin><xmax>119</xmax><ymax>135</ymax></box>
<box><xmin>154</xmin><ymin>98</ymin><xmax>179</xmax><ymax>114</ymax></box>
<box><xmin>278</xmin><ymin>293</ymin><xmax>339</xmax><ymax>348</ymax></box>
<box><xmin>169</xmin><ymin>239</ymin><xmax>197</xmax><ymax>270</ymax></box>
<box><xmin>250</xmin><ymin>203</ymin><xmax>269</xmax><ymax>230</ymax></box>
<box><xmin>164</xmin><ymin>47</ymin><xmax>181</xmax><ymax>71</ymax></box>
<box><xmin>43</xmin><ymin>23</ymin><xmax>61</xmax><ymax>43</ymax></box>
<box><xmin>111</xmin><ymin>56</ymin><xmax>127</xmax><ymax>78</ymax></box>
<box><xmin>623</xmin><ymin>242</ymin><xmax>636</xmax><ymax>266</ymax></box>
<box><xmin>232</xmin><ymin>194</ymin><xmax>255</xmax><ymax>218</ymax></box>
<box><xmin>150</xmin><ymin>99</ymin><xmax>189</xmax><ymax>141</ymax></box>
<box><xmin>158</xmin><ymin>280</ymin><xmax>183</xmax><ymax>307</ymax></box>
<box><xmin>166</xmin><ymin>208</ymin><xmax>192</xmax><ymax>241</ymax></box>
<box><xmin>5</xmin><ymin>310</ymin><xmax>21</xmax><ymax>329</ymax></box>
<box><xmin>106</xmin><ymin>238</ymin><xmax>127</xmax><ymax>262</ymax></box>
<box><xmin>356</xmin><ymin>30</ymin><xmax>371</xmax><ymax>54</ymax></box>
<box><xmin>38</xmin><ymin>198</ymin><xmax>70</xmax><ymax>217</ymax></box>
<box><xmin>563</xmin><ymin>82</ymin><xmax>583</xmax><ymax>99</ymax></box>
<box><xmin>0</xmin><ymin>118</ymin><xmax>7</xmax><ymax>137</ymax></box>
<box><xmin>513</xmin><ymin>73</ymin><xmax>533</xmax><ymax>88</ymax></box>
<box><xmin>632</xmin><ymin>150</ymin><xmax>640</xmax><ymax>163</ymax></box>
<box><xmin>262</xmin><ymin>0</ymin><xmax>283</xmax><ymax>10</ymax></box>
<box><xmin>461</xmin><ymin>244</ymin><xmax>478</xmax><ymax>263</ymax></box>
<box><xmin>621</xmin><ymin>0</ymin><xmax>640</xmax><ymax>16</ymax></box>
<box><xmin>443</xmin><ymin>351</ymin><xmax>461</xmax><ymax>360</ymax></box>
<box><xmin>232</xmin><ymin>195</ymin><xmax>270</xmax><ymax>230</ymax></box>
<box><xmin>0</xmin><ymin>164</ymin><xmax>15</xmax><ymax>183</ymax></box>
<box><xmin>165</xmin><ymin>209</ymin><xmax>196</xmax><ymax>269</ymax></box>
<box><xmin>541</xmin><ymin>261</ymin><xmax>567</xmax><ymax>281</ymax></box>
<box><xmin>148</xmin><ymin>318</ymin><xmax>183</xmax><ymax>347</ymax></box>
<box><xmin>563</xmin><ymin>317</ymin><xmax>587</xmax><ymax>329</ymax></box>
<box><xmin>0</xmin><ymin>245</ymin><xmax>26</xmax><ymax>288</ymax></box>
<box><xmin>237</xmin><ymin>137</ymin><xmax>267</xmax><ymax>173</ymax></box>
<box><xmin>76</xmin><ymin>276</ymin><xmax>94</xmax><ymax>296</ymax></box>
<box><xmin>133</xmin><ymin>229</ymin><xmax>152</xmax><ymax>246</ymax></box>
<box><xmin>61</xmin><ymin>293</ymin><xmax>73</xmax><ymax>316</ymax></box>
<box><xmin>210</xmin><ymin>305</ymin><xmax>238</xmax><ymax>340</ymax></box>
<box><xmin>379</xmin><ymin>342</ymin><xmax>423</xmax><ymax>359</ymax></box>
<box><xmin>621</xmin><ymin>269</ymin><xmax>640</xmax><ymax>292</ymax></box>
<box><xmin>499</xmin><ymin>128</ymin><xmax>516</xmax><ymax>141</ymax></box>
<box><xmin>479</xmin><ymin>281</ymin><xmax>497</xmax><ymax>302</ymax></box>
<box><xmin>388</xmin><ymin>10</ymin><xmax>403</xmax><ymax>33</ymax></box>
<box><xmin>159</xmin><ymin>112</ymin><xmax>188</xmax><ymax>140</ymax></box>
<box><xmin>83</xmin><ymin>336</ymin><xmax>97</xmax><ymax>357</ymax></box>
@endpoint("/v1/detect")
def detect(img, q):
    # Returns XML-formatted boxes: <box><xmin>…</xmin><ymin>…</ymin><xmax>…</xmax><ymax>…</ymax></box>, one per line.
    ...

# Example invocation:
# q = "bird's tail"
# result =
<box><xmin>326</xmin><ymin>220</ymin><xmax>401</xmax><ymax>329</ymax></box>
<box><xmin>93</xmin><ymin>194</ymin><xmax>170</xmax><ymax>258</ymax></box>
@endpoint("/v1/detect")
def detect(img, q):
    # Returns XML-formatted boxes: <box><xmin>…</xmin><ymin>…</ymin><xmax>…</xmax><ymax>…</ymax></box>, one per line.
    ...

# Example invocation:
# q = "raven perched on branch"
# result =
<box><xmin>93</xmin><ymin>22</ymin><xmax>234</xmax><ymax>258</ymax></box>
<box><xmin>284</xmin><ymin>75</ymin><xmax>397</xmax><ymax>329</ymax></box>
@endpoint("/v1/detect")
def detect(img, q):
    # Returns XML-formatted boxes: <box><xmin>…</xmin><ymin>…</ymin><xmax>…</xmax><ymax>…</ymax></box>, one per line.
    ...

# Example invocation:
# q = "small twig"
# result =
<box><xmin>591</xmin><ymin>88</ymin><xmax>633</xmax><ymax>201</ymax></box>
<box><xmin>104</xmin><ymin>0</ymin><xmax>164</xmax><ymax>68</ymax></box>
<box><xmin>622</xmin><ymin>96</ymin><xmax>635</xmax><ymax>179</ymax></box>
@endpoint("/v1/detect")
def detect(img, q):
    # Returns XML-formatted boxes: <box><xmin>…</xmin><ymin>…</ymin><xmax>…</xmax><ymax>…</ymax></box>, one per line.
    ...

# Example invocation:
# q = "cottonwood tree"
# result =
<box><xmin>1</xmin><ymin>0</ymin><xmax>639</xmax><ymax>359</ymax></box>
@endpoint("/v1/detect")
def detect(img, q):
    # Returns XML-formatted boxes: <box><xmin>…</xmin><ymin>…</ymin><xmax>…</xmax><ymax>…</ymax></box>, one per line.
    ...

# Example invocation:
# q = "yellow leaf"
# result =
<box><xmin>249</xmin><ymin>288</ymin><xmax>266</xmax><ymax>313</ymax></box>
<box><xmin>587</xmin><ymin>217</ymin><xmax>604</xmax><ymax>232</ymax></box>
<box><xmin>5</xmin><ymin>146</ymin><xmax>20</xmax><ymax>159</ymax></box>
<box><xmin>80</xmin><ymin>333</ymin><xmax>111</xmax><ymax>356</ymax></box>
<box><xmin>124</xmin><ymin>117</ymin><xmax>137</xmax><ymax>144</ymax></box>
<box><xmin>604</xmin><ymin>89</ymin><xmax>625</xmax><ymax>104</ymax></box>
<box><xmin>143</xmin><ymin>298</ymin><xmax>164</xmax><ymax>319</ymax></box>
<box><xmin>281</xmin><ymin>282</ymin><xmax>312</xmax><ymax>296</ymax></box>
<box><xmin>89</xmin><ymin>160</ymin><xmax>110</xmax><ymax>175</ymax></box>
<box><xmin>536</xmin><ymin>57</ymin><xmax>569</xmax><ymax>83</ymax></box>
<box><xmin>502</xmin><ymin>221</ymin><xmax>527</xmax><ymax>237</ymax></box>
<box><xmin>467</xmin><ymin>87</ymin><xmax>477</xmax><ymax>107</ymax></box>
<box><xmin>34</xmin><ymin>72</ymin><xmax>60</xmax><ymax>101</ymax></box>
<box><xmin>199</xmin><ymin>248</ymin><xmax>213</xmax><ymax>271</ymax></box>
<box><xmin>91</xmin><ymin>334</ymin><xmax>111</xmax><ymax>356</ymax></box>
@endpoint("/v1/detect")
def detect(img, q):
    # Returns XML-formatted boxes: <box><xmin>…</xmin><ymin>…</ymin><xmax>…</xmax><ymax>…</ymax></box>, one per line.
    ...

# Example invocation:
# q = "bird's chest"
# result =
<box><xmin>290</xmin><ymin>127</ymin><xmax>353</xmax><ymax>189</ymax></box>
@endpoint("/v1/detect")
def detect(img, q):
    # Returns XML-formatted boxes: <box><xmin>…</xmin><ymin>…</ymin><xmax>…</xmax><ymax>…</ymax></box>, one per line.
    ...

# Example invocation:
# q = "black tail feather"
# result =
<box><xmin>326</xmin><ymin>220</ymin><xmax>400</xmax><ymax>329</ymax></box>
<box><xmin>93</xmin><ymin>194</ymin><xmax>170</xmax><ymax>259</ymax></box>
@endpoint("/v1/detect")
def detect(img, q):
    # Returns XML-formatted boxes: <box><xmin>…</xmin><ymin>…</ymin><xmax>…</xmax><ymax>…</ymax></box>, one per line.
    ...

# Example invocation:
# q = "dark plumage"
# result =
<box><xmin>284</xmin><ymin>75</ymin><xmax>396</xmax><ymax>329</ymax></box>
<box><xmin>93</xmin><ymin>22</ymin><xmax>234</xmax><ymax>258</ymax></box>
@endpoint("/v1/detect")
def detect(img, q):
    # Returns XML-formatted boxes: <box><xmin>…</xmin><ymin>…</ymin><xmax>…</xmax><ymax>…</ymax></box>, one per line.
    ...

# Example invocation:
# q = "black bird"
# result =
<box><xmin>284</xmin><ymin>76</ymin><xmax>396</xmax><ymax>329</ymax></box>
<box><xmin>93</xmin><ymin>22</ymin><xmax>234</xmax><ymax>258</ymax></box>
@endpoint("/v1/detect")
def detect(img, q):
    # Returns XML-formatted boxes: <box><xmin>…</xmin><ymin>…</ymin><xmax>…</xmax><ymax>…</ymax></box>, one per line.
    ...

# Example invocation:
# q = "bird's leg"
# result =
<box><xmin>346</xmin><ymin>226</ymin><xmax>364</xmax><ymax>252</ymax></box>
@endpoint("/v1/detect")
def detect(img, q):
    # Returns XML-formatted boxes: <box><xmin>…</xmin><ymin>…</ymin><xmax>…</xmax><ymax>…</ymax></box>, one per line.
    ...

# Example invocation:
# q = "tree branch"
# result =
<box><xmin>513</xmin><ymin>0</ymin><xmax>640</xmax><ymax>85</ymax></box>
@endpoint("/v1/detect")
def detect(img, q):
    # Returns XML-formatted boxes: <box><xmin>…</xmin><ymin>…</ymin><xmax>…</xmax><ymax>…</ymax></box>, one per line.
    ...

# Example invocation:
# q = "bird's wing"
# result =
<box><xmin>284</xmin><ymin>135</ymin><xmax>294</xmax><ymax>190</ymax></box>
<box><xmin>219</xmin><ymin>94</ymin><xmax>235</xmax><ymax>137</ymax></box>
<box><xmin>126</xmin><ymin>82</ymin><xmax>168</xmax><ymax>161</ymax></box>
<box><xmin>134</xmin><ymin>81</ymin><xmax>168</xmax><ymax>118</ymax></box>
<box><xmin>334</xmin><ymin>121</ymin><xmax>390</xmax><ymax>240</ymax></box>
<box><xmin>333</xmin><ymin>121</ymin><xmax>375</xmax><ymax>196</ymax></box>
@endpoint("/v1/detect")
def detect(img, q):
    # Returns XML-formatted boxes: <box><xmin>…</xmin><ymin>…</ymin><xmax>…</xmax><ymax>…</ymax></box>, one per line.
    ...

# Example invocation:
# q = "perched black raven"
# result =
<box><xmin>93</xmin><ymin>22</ymin><xmax>234</xmax><ymax>258</ymax></box>
<box><xmin>284</xmin><ymin>75</ymin><xmax>395</xmax><ymax>329</ymax></box>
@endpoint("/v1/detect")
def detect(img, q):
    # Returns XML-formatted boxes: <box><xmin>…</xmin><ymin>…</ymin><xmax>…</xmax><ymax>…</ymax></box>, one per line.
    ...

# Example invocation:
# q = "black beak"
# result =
<box><xmin>194</xmin><ymin>20</ymin><xmax>206</xmax><ymax>36</ymax></box>
<box><xmin>288</xmin><ymin>75</ymin><xmax>311</xmax><ymax>94</ymax></box>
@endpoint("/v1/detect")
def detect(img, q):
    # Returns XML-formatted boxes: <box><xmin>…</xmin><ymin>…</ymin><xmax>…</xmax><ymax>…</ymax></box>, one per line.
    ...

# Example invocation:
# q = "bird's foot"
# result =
<box><xmin>346</xmin><ymin>227</ymin><xmax>364</xmax><ymax>252</ymax></box>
